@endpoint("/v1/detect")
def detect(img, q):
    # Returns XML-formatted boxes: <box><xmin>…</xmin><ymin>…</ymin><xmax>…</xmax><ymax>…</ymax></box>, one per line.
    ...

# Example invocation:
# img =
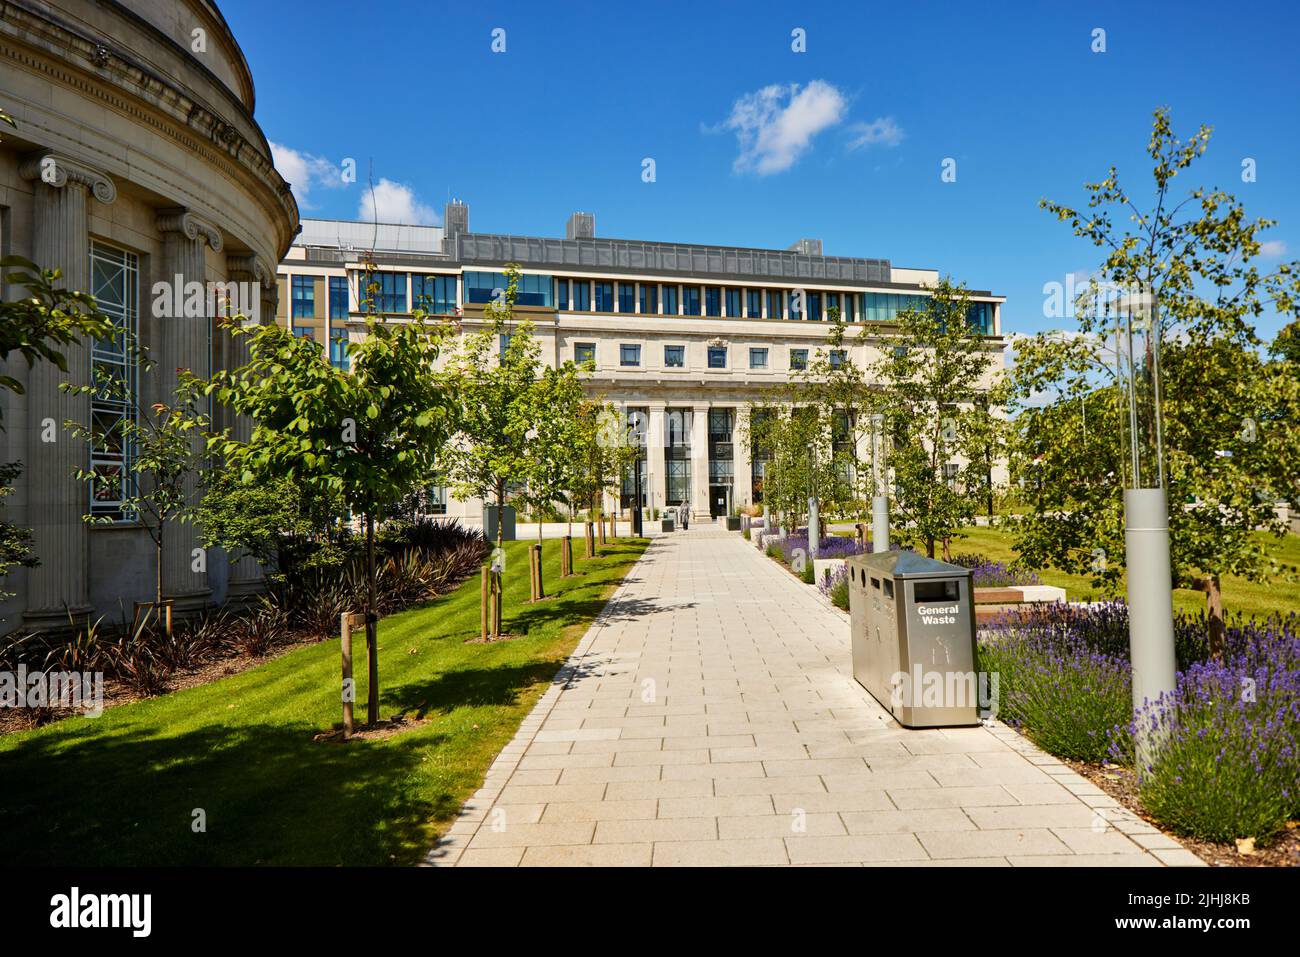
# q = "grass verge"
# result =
<box><xmin>0</xmin><ymin>537</ymin><xmax>646</xmax><ymax>866</ymax></box>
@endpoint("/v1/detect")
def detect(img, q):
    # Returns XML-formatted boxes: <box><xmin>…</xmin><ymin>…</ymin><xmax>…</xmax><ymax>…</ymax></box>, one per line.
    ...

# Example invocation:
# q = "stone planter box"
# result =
<box><xmin>973</xmin><ymin>584</ymin><xmax>1067</xmax><ymax>624</ymax></box>
<box><xmin>725</xmin><ymin>516</ymin><xmax>741</xmax><ymax>531</ymax></box>
<box><xmin>812</xmin><ymin>557</ymin><xmax>846</xmax><ymax>587</ymax></box>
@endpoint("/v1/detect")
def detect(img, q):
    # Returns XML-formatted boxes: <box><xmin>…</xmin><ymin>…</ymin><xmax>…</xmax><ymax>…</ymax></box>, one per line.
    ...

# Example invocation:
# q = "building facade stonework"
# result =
<box><xmin>279</xmin><ymin>205</ymin><xmax>1007</xmax><ymax>526</ymax></box>
<box><xmin>0</xmin><ymin>0</ymin><xmax>297</xmax><ymax>629</ymax></box>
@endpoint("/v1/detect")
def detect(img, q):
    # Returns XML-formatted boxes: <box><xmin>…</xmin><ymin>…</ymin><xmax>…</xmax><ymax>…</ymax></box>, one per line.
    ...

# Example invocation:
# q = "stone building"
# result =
<box><xmin>0</xmin><ymin>0</ymin><xmax>297</xmax><ymax>630</ymax></box>
<box><xmin>278</xmin><ymin>204</ymin><xmax>1007</xmax><ymax>525</ymax></box>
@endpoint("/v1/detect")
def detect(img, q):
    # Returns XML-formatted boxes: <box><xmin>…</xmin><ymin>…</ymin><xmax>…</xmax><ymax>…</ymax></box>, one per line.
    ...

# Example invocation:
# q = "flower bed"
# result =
<box><xmin>980</xmin><ymin>601</ymin><xmax>1300</xmax><ymax>845</ymax></box>
<box><xmin>950</xmin><ymin>552</ymin><xmax>1042</xmax><ymax>588</ymax></box>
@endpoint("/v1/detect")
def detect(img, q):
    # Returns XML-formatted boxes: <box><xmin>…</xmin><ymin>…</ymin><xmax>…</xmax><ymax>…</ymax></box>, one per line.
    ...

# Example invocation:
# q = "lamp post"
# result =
<box><xmin>1118</xmin><ymin>287</ymin><xmax>1177</xmax><ymax>765</ymax></box>
<box><xmin>870</xmin><ymin>413</ymin><xmax>889</xmax><ymax>552</ymax></box>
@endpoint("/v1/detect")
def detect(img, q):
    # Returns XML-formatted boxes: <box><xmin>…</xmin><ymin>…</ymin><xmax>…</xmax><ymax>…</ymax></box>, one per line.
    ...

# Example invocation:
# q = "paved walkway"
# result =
<box><xmin>428</xmin><ymin>528</ymin><xmax>1201</xmax><ymax>867</ymax></box>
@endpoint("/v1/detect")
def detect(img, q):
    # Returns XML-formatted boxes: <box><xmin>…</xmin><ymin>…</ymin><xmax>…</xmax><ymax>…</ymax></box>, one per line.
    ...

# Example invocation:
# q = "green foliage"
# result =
<box><xmin>0</xmin><ymin>462</ymin><xmax>37</xmax><ymax>601</ymax></box>
<box><xmin>1014</xmin><ymin>108</ymin><xmax>1300</xmax><ymax>646</ymax></box>
<box><xmin>0</xmin><ymin>257</ymin><xmax>113</xmax><ymax>406</ymax></box>
<box><xmin>871</xmin><ymin>278</ymin><xmax>1007</xmax><ymax>558</ymax></box>
<box><xmin>196</xmin><ymin>470</ymin><xmax>337</xmax><ymax>574</ymax></box>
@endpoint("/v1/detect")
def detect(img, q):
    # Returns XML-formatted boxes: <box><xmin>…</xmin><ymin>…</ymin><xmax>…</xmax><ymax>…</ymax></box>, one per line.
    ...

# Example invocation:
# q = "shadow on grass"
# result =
<box><xmin>385</xmin><ymin>661</ymin><xmax>563</xmax><ymax>720</ymax></box>
<box><xmin>0</xmin><ymin>718</ymin><xmax>453</xmax><ymax>866</ymax></box>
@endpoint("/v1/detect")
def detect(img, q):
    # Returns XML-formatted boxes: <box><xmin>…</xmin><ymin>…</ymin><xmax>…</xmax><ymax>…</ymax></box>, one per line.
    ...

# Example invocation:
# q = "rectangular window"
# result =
<box><xmin>829</xmin><ymin>348</ymin><xmax>846</xmax><ymax>370</ymax></box>
<box><xmin>618</xmin><ymin>282</ymin><xmax>635</xmax><ymax>313</ymax></box>
<box><xmin>747</xmin><ymin>289</ymin><xmax>761</xmax><ymax>318</ymax></box>
<box><xmin>827</xmin><ymin>293</ymin><xmax>841</xmax><ymax>320</ymax></box>
<box><xmin>428</xmin><ymin>480</ymin><xmax>447</xmax><ymax>516</ymax></box>
<box><xmin>464</xmin><ymin>272</ymin><xmax>552</xmax><ymax>307</ymax></box>
<box><xmin>595</xmin><ymin>281</ymin><xmax>614</xmax><ymax>312</ymax></box>
<box><xmin>572</xmin><ymin>280</ymin><xmax>591</xmax><ymax>311</ymax></box>
<box><xmin>790</xmin><ymin>348</ymin><xmax>808</xmax><ymax>370</ymax></box>
<box><xmin>620</xmin><ymin>343</ymin><xmax>642</xmax><ymax>367</ymax></box>
<box><xmin>767</xmin><ymin>290</ymin><xmax>784</xmax><ymax>320</ymax></box>
<box><xmin>89</xmin><ymin>241</ymin><xmax>140</xmax><ymax>522</ymax></box>
<box><xmin>808</xmin><ymin>291</ymin><xmax>823</xmax><ymax>322</ymax></box>
<box><xmin>330</xmin><ymin>334</ymin><xmax>349</xmax><ymax>370</ymax></box>
<box><xmin>683</xmin><ymin>286</ymin><xmax>701</xmax><ymax>316</ymax></box>
<box><xmin>724</xmin><ymin>287</ymin><xmax>741</xmax><ymax>317</ymax></box>
<box><xmin>291</xmin><ymin>275</ymin><xmax>314</xmax><ymax>319</ymax></box>
<box><xmin>293</xmin><ymin>325</ymin><xmax>315</xmax><ymax>340</ymax></box>
<box><xmin>328</xmin><ymin>275</ymin><xmax>348</xmax><ymax>320</ymax></box>
<box><xmin>707</xmin><ymin>345</ymin><xmax>727</xmax><ymax>369</ymax></box>
<box><xmin>556</xmin><ymin>278</ymin><xmax>569</xmax><ymax>310</ymax></box>
<box><xmin>705</xmin><ymin>287</ymin><xmax>721</xmax><ymax>317</ymax></box>
<box><xmin>662</xmin><ymin>285</ymin><xmax>678</xmax><ymax>315</ymax></box>
<box><xmin>358</xmin><ymin>271</ymin><xmax>407</xmax><ymax>313</ymax></box>
<box><xmin>749</xmin><ymin>347</ymin><xmax>768</xmax><ymax>369</ymax></box>
<box><xmin>411</xmin><ymin>274</ymin><xmax>456</xmax><ymax>314</ymax></box>
<box><xmin>574</xmin><ymin>341</ymin><xmax>596</xmax><ymax>365</ymax></box>
<box><xmin>640</xmin><ymin>284</ymin><xmax>658</xmax><ymax>315</ymax></box>
<box><xmin>664</xmin><ymin>344</ymin><xmax>685</xmax><ymax>368</ymax></box>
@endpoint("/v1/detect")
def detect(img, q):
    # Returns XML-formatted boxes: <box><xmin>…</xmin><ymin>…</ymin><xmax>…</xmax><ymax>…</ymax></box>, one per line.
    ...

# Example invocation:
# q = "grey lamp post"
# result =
<box><xmin>807</xmin><ymin>444</ymin><xmax>819</xmax><ymax>564</ymax></box>
<box><xmin>1119</xmin><ymin>288</ymin><xmax>1177</xmax><ymax>765</ymax></box>
<box><xmin>870</xmin><ymin>413</ymin><xmax>889</xmax><ymax>552</ymax></box>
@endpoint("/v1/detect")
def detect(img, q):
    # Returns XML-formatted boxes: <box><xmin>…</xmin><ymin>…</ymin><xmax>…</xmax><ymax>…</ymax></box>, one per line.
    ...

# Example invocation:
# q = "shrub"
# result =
<box><xmin>109</xmin><ymin>637</ymin><xmax>169</xmax><ymax>697</ymax></box>
<box><xmin>820</xmin><ymin>565</ymin><xmax>850</xmax><ymax>610</ymax></box>
<box><xmin>950</xmin><ymin>552</ymin><xmax>1041</xmax><ymax>588</ymax></box>
<box><xmin>232</xmin><ymin>595</ymin><xmax>291</xmax><ymax>658</ymax></box>
<box><xmin>1122</xmin><ymin>614</ymin><xmax>1300</xmax><ymax>843</ymax></box>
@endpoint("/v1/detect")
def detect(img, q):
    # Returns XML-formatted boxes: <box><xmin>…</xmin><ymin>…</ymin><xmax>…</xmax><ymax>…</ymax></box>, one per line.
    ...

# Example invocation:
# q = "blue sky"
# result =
<box><xmin>222</xmin><ymin>0</ymin><xmax>1300</xmax><ymax>340</ymax></box>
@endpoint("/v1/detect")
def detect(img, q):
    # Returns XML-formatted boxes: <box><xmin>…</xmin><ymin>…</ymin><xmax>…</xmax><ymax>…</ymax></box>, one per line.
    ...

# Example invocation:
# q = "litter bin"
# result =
<box><xmin>846</xmin><ymin>550</ymin><xmax>981</xmax><ymax>728</ymax></box>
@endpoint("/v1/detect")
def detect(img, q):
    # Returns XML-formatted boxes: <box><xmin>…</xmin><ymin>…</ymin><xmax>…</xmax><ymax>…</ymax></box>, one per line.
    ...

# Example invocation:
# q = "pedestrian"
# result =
<box><xmin>680</xmin><ymin>500</ymin><xmax>689</xmax><ymax>530</ymax></box>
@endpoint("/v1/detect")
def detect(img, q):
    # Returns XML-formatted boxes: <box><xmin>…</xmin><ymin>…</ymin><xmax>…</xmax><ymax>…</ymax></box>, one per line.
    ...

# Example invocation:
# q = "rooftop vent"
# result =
<box><xmin>566</xmin><ymin>211</ymin><xmax>595</xmax><ymax>240</ymax></box>
<box><xmin>788</xmin><ymin>238</ymin><xmax>823</xmax><ymax>257</ymax></box>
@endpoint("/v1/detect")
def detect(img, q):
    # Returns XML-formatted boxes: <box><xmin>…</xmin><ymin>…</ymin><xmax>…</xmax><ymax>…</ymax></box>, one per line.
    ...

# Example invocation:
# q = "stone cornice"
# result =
<box><xmin>17</xmin><ymin>150</ymin><xmax>117</xmax><ymax>204</ymax></box>
<box><xmin>157</xmin><ymin>207</ymin><xmax>225</xmax><ymax>252</ymax></box>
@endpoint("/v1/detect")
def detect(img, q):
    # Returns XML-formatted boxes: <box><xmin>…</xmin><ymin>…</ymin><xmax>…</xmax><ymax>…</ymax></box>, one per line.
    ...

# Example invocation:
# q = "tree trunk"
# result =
<box><xmin>365</xmin><ymin>513</ymin><xmax>378</xmax><ymax>725</ymax></box>
<box><xmin>1194</xmin><ymin>575</ymin><xmax>1226</xmax><ymax>659</ymax></box>
<box><xmin>926</xmin><ymin>537</ymin><xmax>936</xmax><ymax>560</ymax></box>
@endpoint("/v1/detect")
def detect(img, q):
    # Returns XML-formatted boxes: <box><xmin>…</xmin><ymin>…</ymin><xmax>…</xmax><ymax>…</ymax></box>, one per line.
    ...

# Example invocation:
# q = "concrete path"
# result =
<box><xmin>428</xmin><ymin>527</ymin><xmax>1201</xmax><ymax>867</ymax></box>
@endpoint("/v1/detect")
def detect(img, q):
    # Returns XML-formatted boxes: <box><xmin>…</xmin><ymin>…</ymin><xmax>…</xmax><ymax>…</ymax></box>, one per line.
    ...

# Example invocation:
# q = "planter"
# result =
<box><xmin>813</xmin><ymin>557</ymin><xmax>846</xmax><ymax>587</ymax></box>
<box><xmin>725</xmin><ymin>516</ymin><xmax>741</xmax><ymax>531</ymax></box>
<box><xmin>660</xmin><ymin>517</ymin><xmax>675</xmax><ymax>533</ymax></box>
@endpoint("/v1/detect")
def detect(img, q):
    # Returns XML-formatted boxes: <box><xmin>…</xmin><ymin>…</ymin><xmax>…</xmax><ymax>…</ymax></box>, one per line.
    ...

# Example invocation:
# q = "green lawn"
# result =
<box><xmin>0</xmin><ymin>537</ymin><xmax>646</xmax><ymax>866</ymax></box>
<box><xmin>952</xmin><ymin>526</ymin><xmax>1300</xmax><ymax>620</ymax></box>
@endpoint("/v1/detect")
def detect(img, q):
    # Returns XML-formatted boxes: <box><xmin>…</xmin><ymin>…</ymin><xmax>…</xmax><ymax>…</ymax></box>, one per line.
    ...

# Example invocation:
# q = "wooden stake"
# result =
<box><xmin>561</xmin><ymin>535</ymin><xmax>572</xmax><ymax>576</ymax></box>
<box><xmin>584</xmin><ymin>521</ymin><xmax>595</xmax><ymax>558</ymax></box>
<box><xmin>341</xmin><ymin>611</ymin><xmax>360</xmax><ymax>736</ymax></box>
<box><xmin>533</xmin><ymin>543</ymin><xmax>545</xmax><ymax>599</ymax></box>
<box><xmin>480</xmin><ymin>566</ymin><xmax>490</xmax><ymax>640</ymax></box>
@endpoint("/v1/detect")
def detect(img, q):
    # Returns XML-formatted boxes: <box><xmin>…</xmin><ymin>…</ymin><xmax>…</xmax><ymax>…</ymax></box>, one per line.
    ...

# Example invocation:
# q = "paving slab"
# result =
<box><xmin>428</xmin><ymin>528</ymin><xmax>1198</xmax><ymax>867</ymax></box>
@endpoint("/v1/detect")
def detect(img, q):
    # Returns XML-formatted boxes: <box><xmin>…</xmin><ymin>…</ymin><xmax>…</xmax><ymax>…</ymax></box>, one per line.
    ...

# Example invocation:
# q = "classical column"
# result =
<box><xmin>19</xmin><ymin>153</ymin><xmax>117</xmax><ymax>629</ymax></box>
<box><xmin>155</xmin><ymin>208</ymin><xmax>223</xmax><ymax>613</ymax></box>
<box><xmin>733</xmin><ymin>405</ymin><xmax>752</xmax><ymax>509</ymax></box>
<box><xmin>690</xmin><ymin>402</ymin><xmax>710</xmax><ymax>520</ymax></box>
<box><xmin>223</xmin><ymin>254</ymin><xmax>273</xmax><ymax>602</ymax></box>
<box><xmin>647</xmin><ymin>401</ymin><xmax>667</xmax><ymax>518</ymax></box>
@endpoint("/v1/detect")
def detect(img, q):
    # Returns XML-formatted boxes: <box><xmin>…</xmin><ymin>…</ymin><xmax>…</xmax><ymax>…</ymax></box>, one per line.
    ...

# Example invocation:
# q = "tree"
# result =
<box><xmin>564</xmin><ymin>399</ymin><xmax>636</xmax><ymax>529</ymax></box>
<box><xmin>206</xmin><ymin>312</ymin><xmax>454</xmax><ymax>724</ymax></box>
<box><xmin>870</xmin><ymin>277</ymin><xmax>1007</xmax><ymax>558</ymax></box>
<box><xmin>519</xmin><ymin>354</ymin><xmax>589</xmax><ymax>544</ymax></box>
<box><xmin>1014</xmin><ymin>107</ymin><xmax>1300</xmax><ymax>653</ymax></box>
<box><xmin>794</xmin><ymin>308</ymin><xmax>879</xmax><ymax>521</ymax></box>
<box><xmin>64</xmin><ymin>369</ymin><xmax>211</xmax><ymax>609</ymax></box>
<box><xmin>741</xmin><ymin>401</ymin><xmax>837</xmax><ymax>535</ymax></box>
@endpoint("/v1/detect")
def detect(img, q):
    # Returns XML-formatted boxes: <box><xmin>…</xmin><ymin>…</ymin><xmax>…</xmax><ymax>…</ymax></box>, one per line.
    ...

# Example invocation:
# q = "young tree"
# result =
<box><xmin>206</xmin><ymin>313</ymin><xmax>454</xmax><ymax>724</ymax></box>
<box><xmin>871</xmin><ymin>278</ymin><xmax>1006</xmax><ymax>559</ymax></box>
<box><xmin>1015</xmin><ymin>108</ymin><xmax>1300</xmax><ymax>652</ymax></box>
<box><xmin>64</xmin><ymin>361</ymin><xmax>210</xmax><ymax>610</ymax></box>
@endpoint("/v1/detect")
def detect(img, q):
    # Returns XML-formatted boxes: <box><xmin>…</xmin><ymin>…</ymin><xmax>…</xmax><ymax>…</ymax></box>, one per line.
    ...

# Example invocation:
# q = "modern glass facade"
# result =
<box><xmin>328</xmin><ymin>275</ymin><xmax>348</xmax><ymax>320</ymax></box>
<box><xmin>358</xmin><ymin>270</ymin><xmax>407</xmax><ymax>313</ymax></box>
<box><xmin>465</xmin><ymin>271</ymin><xmax>552</xmax><ymax>307</ymax></box>
<box><xmin>412</xmin><ymin>273</ymin><xmax>456</xmax><ymax>314</ymax></box>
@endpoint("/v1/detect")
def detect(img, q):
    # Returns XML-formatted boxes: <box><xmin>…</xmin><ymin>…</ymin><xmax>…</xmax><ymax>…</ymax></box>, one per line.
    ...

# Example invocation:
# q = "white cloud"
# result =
<box><xmin>721</xmin><ymin>80</ymin><xmax>848</xmax><ymax>175</ymax></box>
<box><xmin>357</xmin><ymin>178</ymin><xmax>438</xmax><ymax>225</ymax></box>
<box><xmin>1260</xmin><ymin>239</ymin><xmax>1287</xmax><ymax>258</ymax></box>
<box><xmin>269</xmin><ymin>142</ymin><xmax>343</xmax><ymax>210</ymax></box>
<box><xmin>847</xmin><ymin>116</ymin><xmax>904</xmax><ymax>150</ymax></box>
